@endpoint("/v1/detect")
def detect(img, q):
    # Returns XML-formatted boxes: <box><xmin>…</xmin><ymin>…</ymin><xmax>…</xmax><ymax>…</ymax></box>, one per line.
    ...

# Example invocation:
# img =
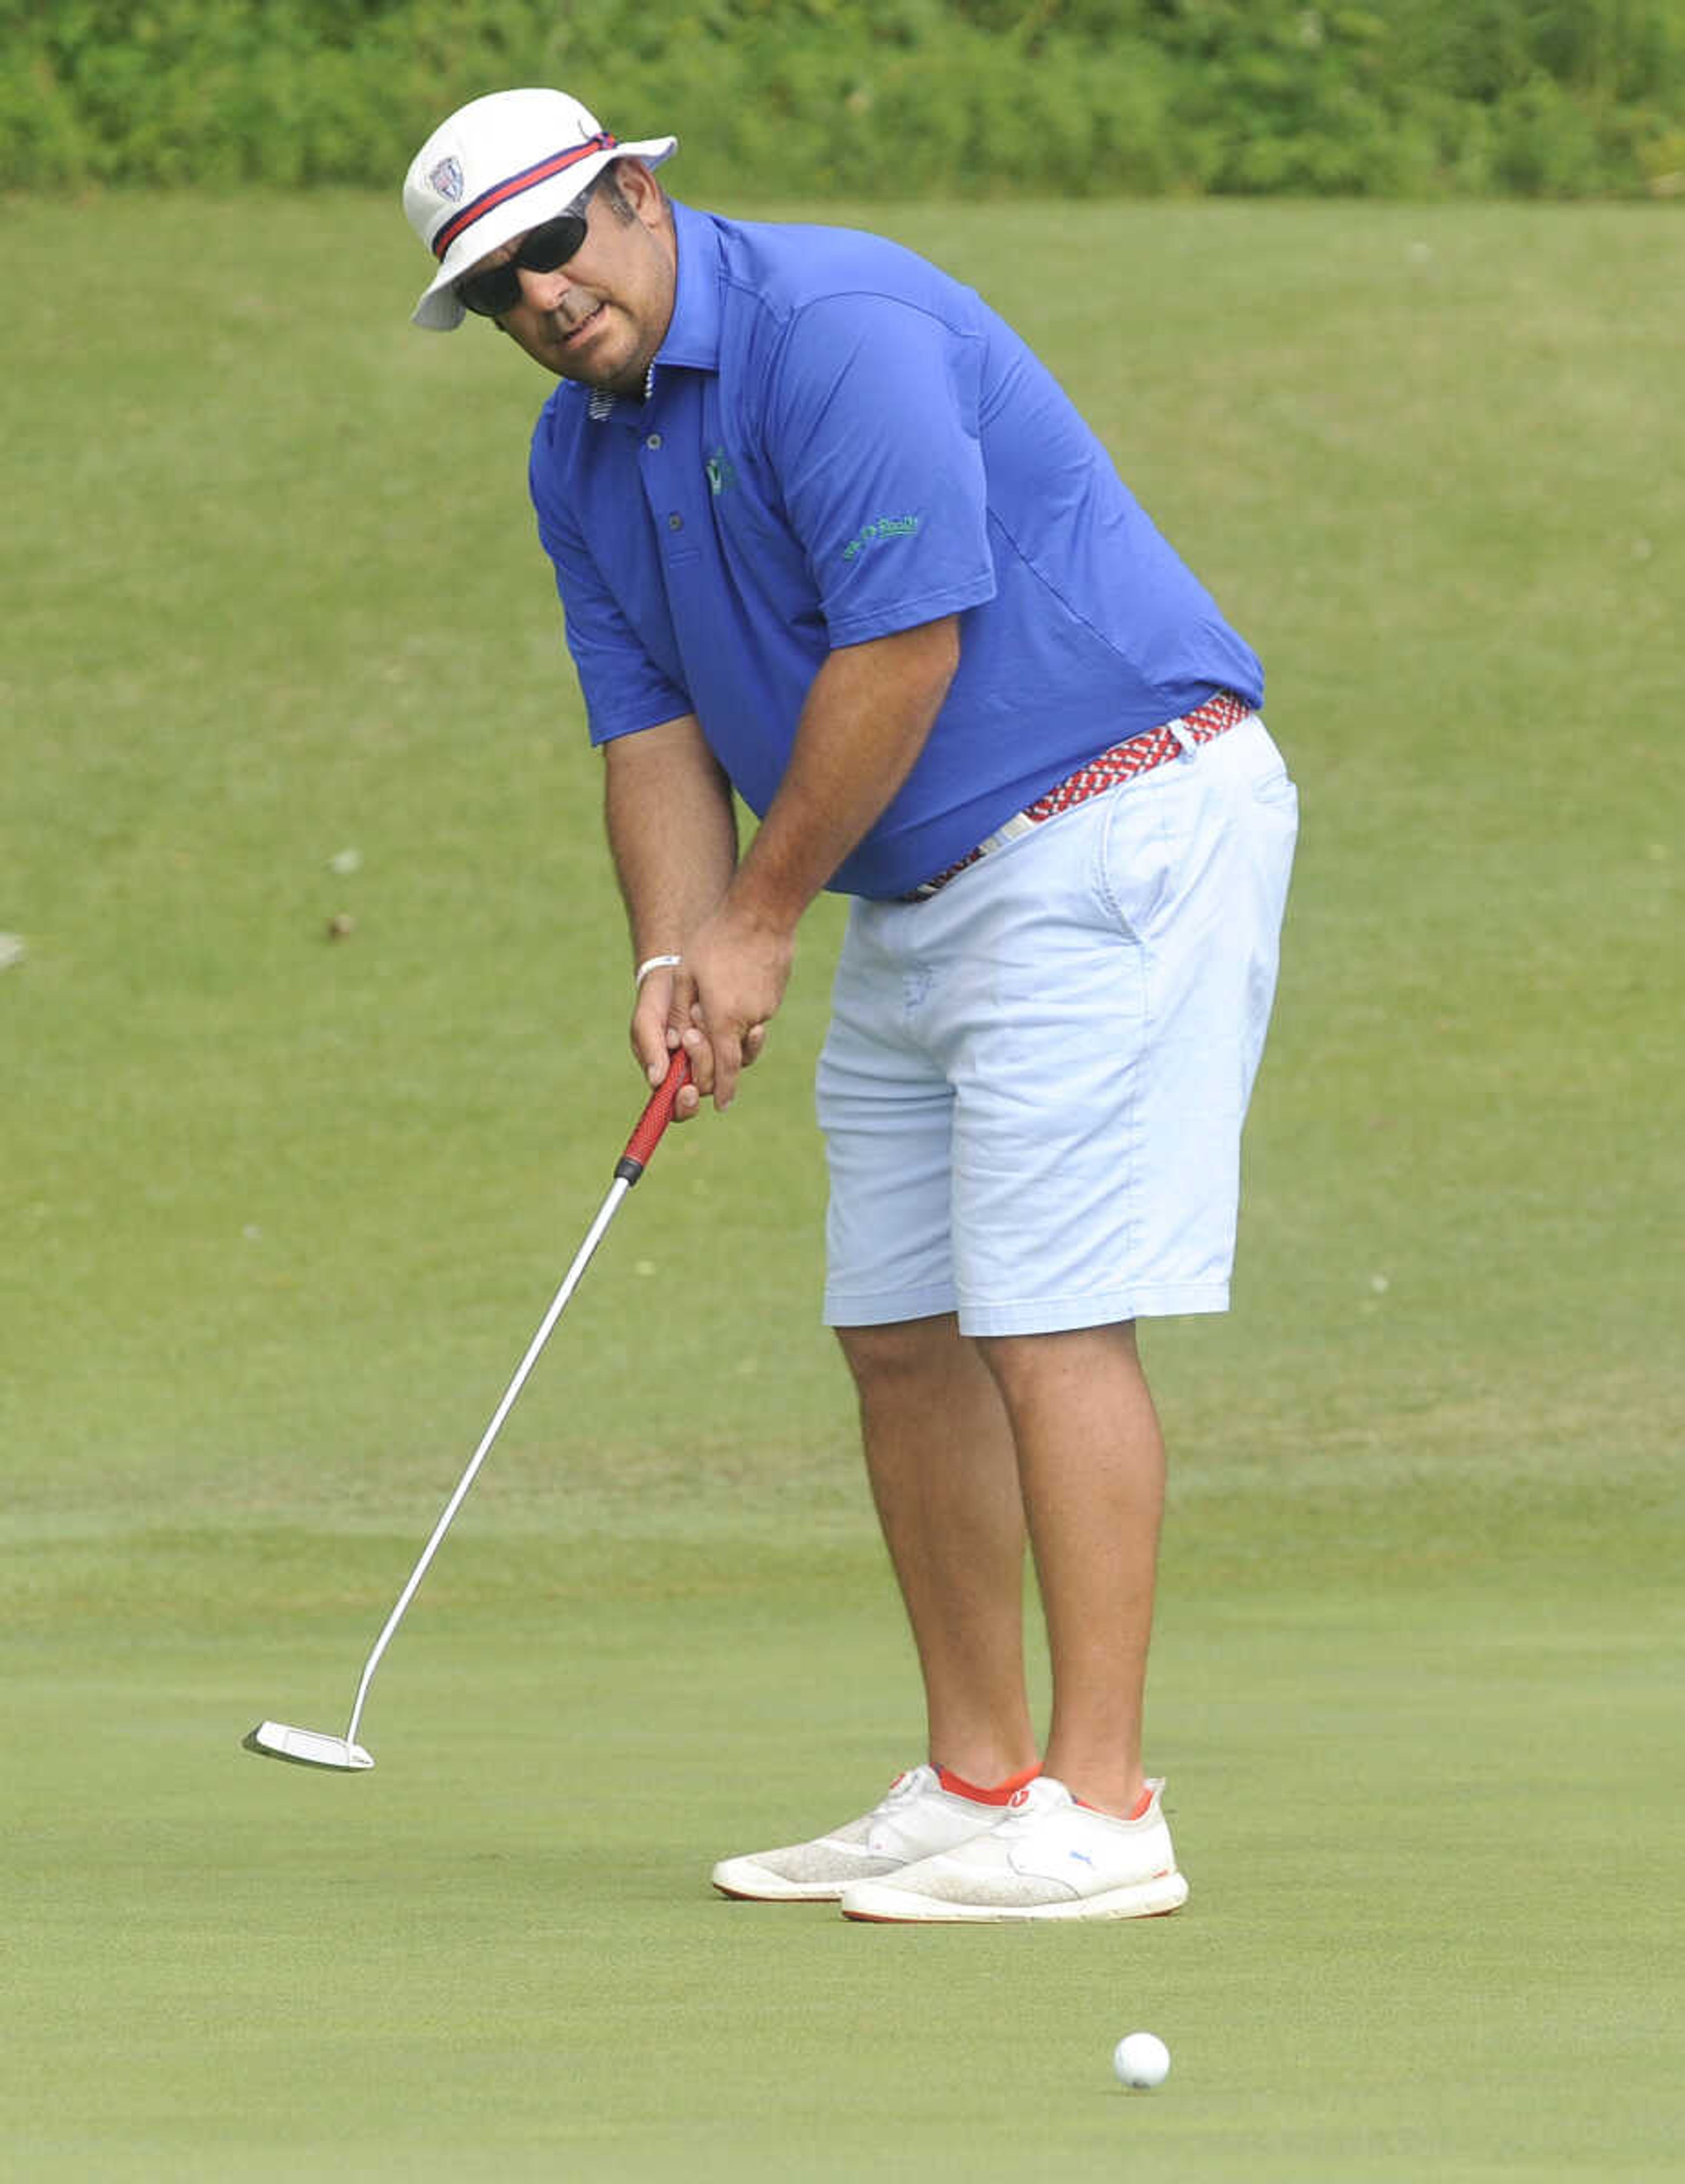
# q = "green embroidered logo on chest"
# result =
<box><xmin>705</xmin><ymin>447</ymin><xmax>738</xmax><ymax>496</ymax></box>
<box><xmin>842</xmin><ymin>514</ymin><xmax>921</xmax><ymax>563</ymax></box>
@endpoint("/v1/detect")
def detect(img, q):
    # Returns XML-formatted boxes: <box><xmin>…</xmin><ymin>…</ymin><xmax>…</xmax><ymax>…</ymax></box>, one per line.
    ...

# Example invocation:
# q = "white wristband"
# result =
<box><xmin>635</xmin><ymin>953</ymin><xmax>683</xmax><ymax>990</ymax></box>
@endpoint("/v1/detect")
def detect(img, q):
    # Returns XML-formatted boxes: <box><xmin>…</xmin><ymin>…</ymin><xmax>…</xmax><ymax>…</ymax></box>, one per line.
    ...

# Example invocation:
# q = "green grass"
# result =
<box><xmin>2</xmin><ymin>193</ymin><xmax>1682</xmax><ymax>2180</ymax></box>
<box><xmin>6</xmin><ymin>1536</ymin><xmax>1682</xmax><ymax>2181</ymax></box>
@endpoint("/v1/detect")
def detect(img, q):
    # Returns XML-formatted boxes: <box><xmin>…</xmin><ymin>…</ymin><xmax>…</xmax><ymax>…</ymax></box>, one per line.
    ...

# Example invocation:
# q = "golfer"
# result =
<box><xmin>403</xmin><ymin>89</ymin><xmax>1297</xmax><ymax>1922</ymax></box>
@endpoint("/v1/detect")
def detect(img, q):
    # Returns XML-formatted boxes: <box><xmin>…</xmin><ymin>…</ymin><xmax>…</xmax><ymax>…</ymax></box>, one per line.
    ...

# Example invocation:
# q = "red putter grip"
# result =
<box><xmin>614</xmin><ymin>1050</ymin><xmax>692</xmax><ymax>1184</ymax></box>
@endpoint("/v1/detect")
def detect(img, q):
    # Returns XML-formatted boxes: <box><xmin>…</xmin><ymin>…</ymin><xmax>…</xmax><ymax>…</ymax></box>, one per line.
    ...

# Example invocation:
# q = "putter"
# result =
<box><xmin>244</xmin><ymin>1049</ymin><xmax>692</xmax><ymax>1774</ymax></box>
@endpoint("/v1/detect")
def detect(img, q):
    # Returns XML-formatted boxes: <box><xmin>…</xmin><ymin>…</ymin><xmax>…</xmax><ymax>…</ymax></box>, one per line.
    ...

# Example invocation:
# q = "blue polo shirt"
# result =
<box><xmin>530</xmin><ymin>202</ymin><xmax>1262</xmax><ymax>900</ymax></box>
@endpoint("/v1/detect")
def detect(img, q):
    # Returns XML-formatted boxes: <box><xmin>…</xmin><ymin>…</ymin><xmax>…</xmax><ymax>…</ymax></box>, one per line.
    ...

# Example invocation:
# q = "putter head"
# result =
<box><xmin>243</xmin><ymin>1720</ymin><xmax>374</xmax><ymax>1772</ymax></box>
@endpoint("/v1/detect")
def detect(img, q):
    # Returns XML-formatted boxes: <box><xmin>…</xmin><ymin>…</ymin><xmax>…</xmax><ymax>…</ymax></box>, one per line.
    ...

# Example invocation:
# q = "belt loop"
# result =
<box><xmin>1167</xmin><ymin>715</ymin><xmax>1199</xmax><ymax>761</ymax></box>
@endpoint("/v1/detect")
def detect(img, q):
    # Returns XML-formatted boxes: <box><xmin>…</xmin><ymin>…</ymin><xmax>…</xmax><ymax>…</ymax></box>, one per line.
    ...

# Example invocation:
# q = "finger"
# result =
<box><xmin>633</xmin><ymin>966</ymin><xmax>692</xmax><ymax>1089</ymax></box>
<box><xmin>681</xmin><ymin>1017</ymin><xmax>716</xmax><ymax>1099</ymax></box>
<box><xmin>632</xmin><ymin>975</ymin><xmax>678</xmax><ymax>1086</ymax></box>
<box><xmin>645</xmin><ymin>1006</ymin><xmax>701</xmax><ymax>1122</ymax></box>
<box><xmin>742</xmin><ymin>1023</ymin><xmax>767</xmax><ymax>1068</ymax></box>
<box><xmin>649</xmin><ymin>1014</ymin><xmax>699</xmax><ymax>1123</ymax></box>
<box><xmin>711</xmin><ymin>1026</ymin><xmax>744</xmax><ymax>1111</ymax></box>
<box><xmin>669</xmin><ymin>970</ymin><xmax>699</xmax><ymax>1045</ymax></box>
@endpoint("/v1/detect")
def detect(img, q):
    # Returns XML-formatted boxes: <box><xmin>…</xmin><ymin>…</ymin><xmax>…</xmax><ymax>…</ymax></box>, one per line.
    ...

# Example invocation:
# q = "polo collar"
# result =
<box><xmin>579</xmin><ymin>200</ymin><xmax>721</xmax><ymax>423</ymax></box>
<box><xmin>655</xmin><ymin>201</ymin><xmax>724</xmax><ymax>373</ymax></box>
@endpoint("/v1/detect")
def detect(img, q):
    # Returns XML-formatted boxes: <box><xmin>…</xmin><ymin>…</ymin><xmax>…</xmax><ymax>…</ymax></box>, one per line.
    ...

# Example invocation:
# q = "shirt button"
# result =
<box><xmin>667</xmin><ymin>513</ymin><xmax>684</xmax><ymax>531</ymax></box>
<box><xmin>645</xmin><ymin>432</ymin><xmax>663</xmax><ymax>450</ymax></box>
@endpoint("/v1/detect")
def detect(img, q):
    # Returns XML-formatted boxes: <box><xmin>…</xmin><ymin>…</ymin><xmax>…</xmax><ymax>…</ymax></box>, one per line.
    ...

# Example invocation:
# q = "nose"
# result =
<box><xmin>518</xmin><ymin>261</ymin><xmax>574</xmax><ymax>310</ymax></box>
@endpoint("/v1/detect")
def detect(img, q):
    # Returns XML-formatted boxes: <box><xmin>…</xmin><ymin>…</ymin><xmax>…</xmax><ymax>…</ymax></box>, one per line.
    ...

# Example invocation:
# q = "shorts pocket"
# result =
<box><xmin>1093</xmin><ymin>773</ymin><xmax>1185</xmax><ymax>945</ymax></box>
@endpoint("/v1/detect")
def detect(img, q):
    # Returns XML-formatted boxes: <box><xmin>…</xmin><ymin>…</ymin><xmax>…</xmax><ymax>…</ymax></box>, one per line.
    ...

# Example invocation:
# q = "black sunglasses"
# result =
<box><xmin>454</xmin><ymin>198</ymin><xmax>595</xmax><ymax>318</ymax></box>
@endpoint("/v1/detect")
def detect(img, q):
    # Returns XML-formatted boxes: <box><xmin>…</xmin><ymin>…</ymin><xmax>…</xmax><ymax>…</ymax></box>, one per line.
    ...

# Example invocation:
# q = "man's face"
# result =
<box><xmin>468</xmin><ymin>160</ymin><xmax>677</xmax><ymax>394</ymax></box>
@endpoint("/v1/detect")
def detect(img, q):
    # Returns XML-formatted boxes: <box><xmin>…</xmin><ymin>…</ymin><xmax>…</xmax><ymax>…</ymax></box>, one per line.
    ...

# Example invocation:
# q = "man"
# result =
<box><xmin>403</xmin><ymin>87</ymin><xmax>1297</xmax><ymax>1922</ymax></box>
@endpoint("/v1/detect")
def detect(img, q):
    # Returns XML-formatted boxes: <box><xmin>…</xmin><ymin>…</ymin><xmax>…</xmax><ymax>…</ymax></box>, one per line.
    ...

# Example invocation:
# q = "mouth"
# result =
<box><xmin>556</xmin><ymin>300</ymin><xmax>608</xmax><ymax>345</ymax></box>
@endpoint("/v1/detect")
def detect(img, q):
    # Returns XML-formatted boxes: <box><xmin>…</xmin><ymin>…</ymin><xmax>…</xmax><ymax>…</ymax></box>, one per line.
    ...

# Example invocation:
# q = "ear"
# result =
<box><xmin>614</xmin><ymin>157</ymin><xmax>667</xmax><ymax>235</ymax></box>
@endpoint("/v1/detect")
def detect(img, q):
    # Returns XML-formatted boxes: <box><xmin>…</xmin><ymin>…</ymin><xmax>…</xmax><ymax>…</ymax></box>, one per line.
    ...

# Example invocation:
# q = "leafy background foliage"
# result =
<box><xmin>3</xmin><ymin>0</ymin><xmax>1684</xmax><ymax>196</ymax></box>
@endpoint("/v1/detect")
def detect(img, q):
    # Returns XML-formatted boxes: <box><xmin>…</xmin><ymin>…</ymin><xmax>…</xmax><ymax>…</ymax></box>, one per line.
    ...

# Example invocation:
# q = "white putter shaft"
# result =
<box><xmin>244</xmin><ymin>1055</ymin><xmax>690</xmax><ymax>1774</ymax></box>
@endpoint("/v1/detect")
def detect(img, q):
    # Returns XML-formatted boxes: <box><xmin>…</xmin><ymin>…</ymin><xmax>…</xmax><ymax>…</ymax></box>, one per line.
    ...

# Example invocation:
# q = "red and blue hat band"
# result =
<box><xmin>431</xmin><ymin>133</ymin><xmax>618</xmax><ymax>259</ymax></box>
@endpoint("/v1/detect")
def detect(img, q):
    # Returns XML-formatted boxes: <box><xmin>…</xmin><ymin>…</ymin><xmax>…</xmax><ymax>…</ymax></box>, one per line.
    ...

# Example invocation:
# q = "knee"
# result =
<box><xmin>835</xmin><ymin>1314</ymin><xmax>964</xmax><ymax>1396</ymax></box>
<box><xmin>976</xmin><ymin>1321</ymin><xmax>1143</xmax><ymax>1407</ymax></box>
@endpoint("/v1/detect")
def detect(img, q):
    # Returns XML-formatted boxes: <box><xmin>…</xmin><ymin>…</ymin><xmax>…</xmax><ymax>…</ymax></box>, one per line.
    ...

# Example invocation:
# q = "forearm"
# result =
<box><xmin>670</xmin><ymin>616</ymin><xmax>960</xmax><ymax>1110</ymax></box>
<box><xmin>728</xmin><ymin>615</ymin><xmax>961</xmax><ymax>933</ymax></box>
<box><xmin>603</xmin><ymin>713</ymin><xmax>739</xmax><ymax>962</ymax></box>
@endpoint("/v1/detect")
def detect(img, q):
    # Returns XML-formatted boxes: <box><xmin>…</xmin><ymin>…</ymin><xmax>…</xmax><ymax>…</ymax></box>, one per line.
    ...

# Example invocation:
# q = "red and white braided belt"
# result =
<box><xmin>900</xmin><ymin>689</ymin><xmax>1254</xmax><ymax>903</ymax></box>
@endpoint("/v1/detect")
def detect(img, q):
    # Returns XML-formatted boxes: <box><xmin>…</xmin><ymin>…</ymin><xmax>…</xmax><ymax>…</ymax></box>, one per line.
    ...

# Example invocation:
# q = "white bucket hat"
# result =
<box><xmin>402</xmin><ymin>88</ymin><xmax>677</xmax><ymax>331</ymax></box>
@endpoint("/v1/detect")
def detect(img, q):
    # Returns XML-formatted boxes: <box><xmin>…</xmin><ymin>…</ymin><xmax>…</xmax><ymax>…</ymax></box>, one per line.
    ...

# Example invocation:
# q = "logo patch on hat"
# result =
<box><xmin>428</xmin><ymin>156</ymin><xmax>465</xmax><ymax>203</ymax></box>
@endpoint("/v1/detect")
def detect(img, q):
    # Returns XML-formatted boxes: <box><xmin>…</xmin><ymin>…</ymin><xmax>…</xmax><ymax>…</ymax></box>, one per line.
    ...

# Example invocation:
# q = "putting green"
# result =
<box><xmin>3</xmin><ymin>1527</ymin><xmax>1680</xmax><ymax>2181</ymax></box>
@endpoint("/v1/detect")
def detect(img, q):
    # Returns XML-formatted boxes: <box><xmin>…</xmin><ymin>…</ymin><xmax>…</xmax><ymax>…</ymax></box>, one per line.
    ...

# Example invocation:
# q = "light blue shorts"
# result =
<box><xmin>817</xmin><ymin>715</ymin><xmax>1298</xmax><ymax>1336</ymax></box>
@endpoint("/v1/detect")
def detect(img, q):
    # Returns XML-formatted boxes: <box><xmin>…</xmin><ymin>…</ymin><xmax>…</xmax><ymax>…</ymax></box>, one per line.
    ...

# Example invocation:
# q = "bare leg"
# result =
<box><xmin>978</xmin><ymin>1321</ymin><xmax>1164</xmax><ymax>1819</ymax></box>
<box><xmin>835</xmin><ymin>1315</ymin><xmax>1039</xmax><ymax>1789</ymax></box>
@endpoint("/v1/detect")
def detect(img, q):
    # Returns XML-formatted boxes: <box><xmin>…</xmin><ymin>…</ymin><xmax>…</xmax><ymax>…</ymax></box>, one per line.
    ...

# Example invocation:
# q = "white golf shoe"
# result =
<box><xmin>838</xmin><ymin>1774</ymin><xmax>1189</xmax><ymax>1923</ymax></box>
<box><xmin>711</xmin><ymin>1764</ymin><xmax>1033</xmax><ymax>1903</ymax></box>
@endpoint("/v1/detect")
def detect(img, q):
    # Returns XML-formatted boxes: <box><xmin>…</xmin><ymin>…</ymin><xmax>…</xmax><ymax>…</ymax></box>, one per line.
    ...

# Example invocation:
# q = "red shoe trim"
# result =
<box><xmin>935</xmin><ymin>1761</ymin><xmax>1043</xmax><ymax>1807</ymax></box>
<box><xmin>1071</xmin><ymin>1785</ymin><xmax>1156</xmax><ymax>1821</ymax></box>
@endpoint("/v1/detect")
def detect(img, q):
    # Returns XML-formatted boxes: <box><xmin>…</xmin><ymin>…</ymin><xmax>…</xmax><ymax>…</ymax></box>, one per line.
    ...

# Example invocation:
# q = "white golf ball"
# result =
<box><xmin>1112</xmin><ymin>2030</ymin><xmax>1171</xmax><ymax>2090</ymax></box>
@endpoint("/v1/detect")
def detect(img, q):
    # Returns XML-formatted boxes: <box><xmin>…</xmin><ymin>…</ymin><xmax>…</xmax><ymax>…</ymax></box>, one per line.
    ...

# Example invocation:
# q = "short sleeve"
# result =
<box><xmin>530</xmin><ymin>434</ymin><xmax>692</xmax><ymax>745</ymax></box>
<box><xmin>759</xmin><ymin>294</ymin><xmax>998</xmax><ymax>647</ymax></box>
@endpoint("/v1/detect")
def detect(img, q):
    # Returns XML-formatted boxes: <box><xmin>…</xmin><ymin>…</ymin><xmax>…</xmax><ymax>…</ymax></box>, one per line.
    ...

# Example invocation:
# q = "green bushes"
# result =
<box><xmin>2</xmin><ymin>0</ymin><xmax>1682</xmax><ymax>195</ymax></box>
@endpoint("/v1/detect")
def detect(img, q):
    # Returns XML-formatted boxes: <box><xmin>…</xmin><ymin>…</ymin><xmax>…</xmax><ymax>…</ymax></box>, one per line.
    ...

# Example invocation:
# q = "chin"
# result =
<box><xmin>554</xmin><ymin>334</ymin><xmax>631</xmax><ymax>388</ymax></box>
